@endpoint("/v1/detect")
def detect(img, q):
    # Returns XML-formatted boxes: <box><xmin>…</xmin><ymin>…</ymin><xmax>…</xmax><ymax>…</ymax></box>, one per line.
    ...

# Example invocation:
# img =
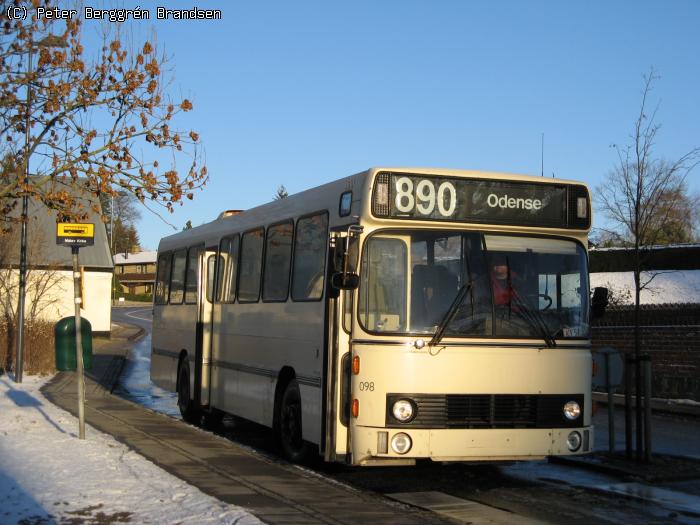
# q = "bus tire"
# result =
<box><xmin>177</xmin><ymin>360</ymin><xmax>201</xmax><ymax>425</ymax></box>
<box><xmin>277</xmin><ymin>379</ymin><xmax>310</xmax><ymax>463</ymax></box>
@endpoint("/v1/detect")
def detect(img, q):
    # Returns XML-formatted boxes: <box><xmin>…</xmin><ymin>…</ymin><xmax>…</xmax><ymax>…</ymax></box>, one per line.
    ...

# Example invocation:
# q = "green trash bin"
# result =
<box><xmin>55</xmin><ymin>316</ymin><xmax>93</xmax><ymax>371</ymax></box>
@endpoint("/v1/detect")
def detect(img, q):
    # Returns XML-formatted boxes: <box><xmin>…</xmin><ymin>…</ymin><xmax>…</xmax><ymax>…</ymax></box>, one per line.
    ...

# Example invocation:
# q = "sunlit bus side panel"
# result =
<box><xmin>208</xmin><ymin>212</ymin><xmax>330</xmax><ymax>442</ymax></box>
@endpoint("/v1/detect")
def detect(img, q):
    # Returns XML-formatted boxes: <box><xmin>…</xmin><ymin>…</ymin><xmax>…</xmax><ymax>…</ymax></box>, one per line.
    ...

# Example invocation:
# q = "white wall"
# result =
<box><xmin>1</xmin><ymin>269</ymin><xmax>112</xmax><ymax>332</ymax></box>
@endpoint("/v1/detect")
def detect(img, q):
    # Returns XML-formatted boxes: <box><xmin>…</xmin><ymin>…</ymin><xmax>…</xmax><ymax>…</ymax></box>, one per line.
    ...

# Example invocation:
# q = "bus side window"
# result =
<box><xmin>217</xmin><ymin>238</ymin><xmax>231</xmax><ymax>302</ymax></box>
<box><xmin>342</xmin><ymin>290</ymin><xmax>352</xmax><ymax>333</ymax></box>
<box><xmin>155</xmin><ymin>252</ymin><xmax>172</xmax><ymax>305</ymax></box>
<box><xmin>169</xmin><ymin>249</ymin><xmax>187</xmax><ymax>304</ymax></box>
<box><xmin>184</xmin><ymin>246</ymin><xmax>200</xmax><ymax>304</ymax></box>
<box><xmin>206</xmin><ymin>254</ymin><xmax>219</xmax><ymax>303</ymax></box>
<box><xmin>263</xmin><ymin>221</ymin><xmax>293</xmax><ymax>301</ymax></box>
<box><xmin>238</xmin><ymin>228</ymin><xmax>265</xmax><ymax>302</ymax></box>
<box><xmin>224</xmin><ymin>235</ymin><xmax>239</xmax><ymax>303</ymax></box>
<box><xmin>291</xmin><ymin>212</ymin><xmax>329</xmax><ymax>301</ymax></box>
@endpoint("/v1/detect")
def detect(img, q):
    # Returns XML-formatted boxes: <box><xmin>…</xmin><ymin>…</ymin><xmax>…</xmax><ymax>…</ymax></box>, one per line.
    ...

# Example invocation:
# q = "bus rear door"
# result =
<box><xmin>196</xmin><ymin>248</ymin><xmax>218</xmax><ymax>408</ymax></box>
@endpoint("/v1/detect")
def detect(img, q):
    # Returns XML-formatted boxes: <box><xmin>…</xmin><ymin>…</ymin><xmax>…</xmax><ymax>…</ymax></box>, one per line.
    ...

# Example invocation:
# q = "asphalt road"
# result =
<box><xmin>112</xmin><ymin>304</ymin><xmax>153</xmax><ymax>331</ymax></box>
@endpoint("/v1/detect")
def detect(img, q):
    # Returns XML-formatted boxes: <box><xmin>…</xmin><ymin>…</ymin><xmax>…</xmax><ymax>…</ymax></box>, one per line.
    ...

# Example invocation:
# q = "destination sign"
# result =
<box><xmin>371</xmin><ymin>172</ymin><xmax>589</xmax><ymax>229</ymax></box>
<box><xmin>56</xmin><ymin>223</ymin><xmax>95</xmax><ymax>246</ymax></box>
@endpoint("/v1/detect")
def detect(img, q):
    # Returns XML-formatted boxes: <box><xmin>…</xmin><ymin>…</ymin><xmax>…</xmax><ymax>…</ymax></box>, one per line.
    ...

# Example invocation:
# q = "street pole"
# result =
<box><xmin>643</xmin><ymin>354</ymin><xmax>652</xmax><ymax>463</ymax></box>
<box><xmin>72</xmin><ymin>246</ymin><xmax>86</xmax><ymax>439</ymax></box>
<box><xmin>110</xmin><ymin>193</ymin><xmax>114</xmax><ymax>306</ymax></box>
<box><xmin>624</xmin><ymin>355</ymin><xmax>633</xmax><ymax>458</ymax></box>
<box><xmin>15</xmin><ymin>35</ymin><xmax>67</xmax><ymax>384</ymax></box>
<box><xmin>109</xmin><ymin>191</ymin><xmax>126</xmax><ymax>305</ymax></box>
<box><xmin>15</xmin><ymin>46</ymin><xmax>33</xmax><ymax>384</ymax></box>
<box><xmin>605</xmin><ymin>352</ymin><xmax>615</xmax><ymax>453</ymax></box>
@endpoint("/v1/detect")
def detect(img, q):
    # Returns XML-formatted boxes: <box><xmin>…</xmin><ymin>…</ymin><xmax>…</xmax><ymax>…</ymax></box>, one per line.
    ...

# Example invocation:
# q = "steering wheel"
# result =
<box><xmin>538</xmin><ymin>293</ymin><xmax>553</xmax><ymax>310</ymax></box>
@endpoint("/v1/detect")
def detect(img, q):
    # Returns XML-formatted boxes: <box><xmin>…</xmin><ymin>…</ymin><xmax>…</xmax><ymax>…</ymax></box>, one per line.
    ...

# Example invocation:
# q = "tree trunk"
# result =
<box><xmin>634</xmin><ymin>266</ymin><xmax>643</xmax><ymax>462</ymax></box>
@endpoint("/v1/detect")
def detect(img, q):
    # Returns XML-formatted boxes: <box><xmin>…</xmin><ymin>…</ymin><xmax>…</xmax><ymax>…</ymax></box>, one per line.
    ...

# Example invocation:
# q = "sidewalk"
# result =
<box><xmin>41</xmin><ymin>325</ymin><xmax>449</xmax><ymax>525</ymax></box>
<box><xmin>552</xmin><ymin>451</ymin><xmax>700</xmax><ymax>483</ymax></box>
<box><xmin>593</xmin><ymin>391</ymin><xmax>700</xmax><ymax>419</ymax></box>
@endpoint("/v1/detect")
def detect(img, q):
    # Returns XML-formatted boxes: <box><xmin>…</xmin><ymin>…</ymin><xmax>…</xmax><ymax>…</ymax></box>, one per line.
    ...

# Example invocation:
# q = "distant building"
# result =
<box><xmin>1</xmin><ymin>193</ymin><xmax>113</xmax><ymax>334</ymax></box>
<box><xmin>113</xmin><ymin>251</ymin><xmax>157</xmax><ymax>296</ymax></box>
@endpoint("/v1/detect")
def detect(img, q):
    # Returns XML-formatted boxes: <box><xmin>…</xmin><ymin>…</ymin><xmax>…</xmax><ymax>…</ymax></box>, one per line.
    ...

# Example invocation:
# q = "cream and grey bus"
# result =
<box><xmin>151</xmin><ymin>167</ymin><xmax>605</xmax><ymax>466</ymax></box>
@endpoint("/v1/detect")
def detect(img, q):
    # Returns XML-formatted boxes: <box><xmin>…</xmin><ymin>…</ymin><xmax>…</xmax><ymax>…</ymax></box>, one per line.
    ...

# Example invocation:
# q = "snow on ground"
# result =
<box><xmin>590</xmin><ymin>269</ymin><xmax>700</xmax><ymax>305</ymax></box>
<box><xmin>0</xmin><ymin>374</ymin><xmax>262</xmax><ymax>525</ymax></box>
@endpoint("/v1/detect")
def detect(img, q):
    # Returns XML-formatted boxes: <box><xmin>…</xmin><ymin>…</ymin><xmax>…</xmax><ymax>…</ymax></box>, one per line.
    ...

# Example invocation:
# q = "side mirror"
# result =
<box><xmin>331</xmin><ymin>224</ymin><xmax>363</xmax><ymax>290</ymax></box>
<box><xmin>332</xmin><ymin>272</ymin><xmax>359</xmax><ymax>290</ymax></box>
<box><xmin>345</xmin><ymin>234</ymin><xmax>360</xmax><ymax>274</ymax></box>
<box><xmin>591</xmin><ymin>287</ymin><xmax>609</xmax><ymax>318</ymax></box>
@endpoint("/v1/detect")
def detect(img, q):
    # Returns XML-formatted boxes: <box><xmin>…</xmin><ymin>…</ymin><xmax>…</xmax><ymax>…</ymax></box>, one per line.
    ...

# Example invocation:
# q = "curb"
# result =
<box><xmin>593</xmin><ymin>392</ymin><xmax>700</xmax><ymax>418</ymax></box>
<box><xmin>550</xmin><ymin>453</ymin><xmax>700</xmax><ymax>483</ymax></box>
<box><xmin>89</xmin><ymin>321</ymin><xmax>145</xmax><ymax>393</ymax></box>
<box><xmin>126</xmin><ymin>325</ymin><xmax>146</xmax><ymax>342</ymax></box>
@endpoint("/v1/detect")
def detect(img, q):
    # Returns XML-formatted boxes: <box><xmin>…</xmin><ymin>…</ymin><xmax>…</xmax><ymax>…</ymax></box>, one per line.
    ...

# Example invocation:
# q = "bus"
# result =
<box><xmin>151</xmin><ymin>167</ymin><xmax>605</xmax><ymax>466</ymax></box>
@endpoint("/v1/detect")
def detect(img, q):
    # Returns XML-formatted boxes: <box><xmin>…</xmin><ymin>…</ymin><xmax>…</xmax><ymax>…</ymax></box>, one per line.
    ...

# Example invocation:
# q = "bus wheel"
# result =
<box><xmin>177</xmin><ymin>361</ymin><xmax>201</xmax><ymax>425</ymax></box>
<box><xmin>278</xmin><ymin>379</ymin><xmax>310</xmax><ymax>462</ymax></box>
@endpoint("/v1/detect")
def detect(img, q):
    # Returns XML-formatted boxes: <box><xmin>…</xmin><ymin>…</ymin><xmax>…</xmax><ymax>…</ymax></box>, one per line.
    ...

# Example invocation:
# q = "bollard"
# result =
<box><xmin>624</xmin><ymin>355</ymin><xmax>634</xmax><ymax>458</ymax></box>
<box><xmin>605</xmin><ymin>352</ymin><xmax>615</xmax><ymax>453</ymax></box>
<box><xmin>642</xmin><ymin>354</ymin><xmax>653</xmax><ymax>463</ymax></box>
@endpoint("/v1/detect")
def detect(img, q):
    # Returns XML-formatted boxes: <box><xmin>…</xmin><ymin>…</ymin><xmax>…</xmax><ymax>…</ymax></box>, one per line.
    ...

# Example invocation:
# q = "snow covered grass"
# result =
<box><xmin>0</xmin><ymin>374</ymin><xmax>262</xmax><ymax>525</ymax></box>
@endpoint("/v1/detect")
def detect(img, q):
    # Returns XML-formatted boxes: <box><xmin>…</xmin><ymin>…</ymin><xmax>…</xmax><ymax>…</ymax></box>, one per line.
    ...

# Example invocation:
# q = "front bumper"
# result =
<box><xmin>351</xmin><ymin>425</ymin><xmax>593</xmax><ymax>465</ymax></box>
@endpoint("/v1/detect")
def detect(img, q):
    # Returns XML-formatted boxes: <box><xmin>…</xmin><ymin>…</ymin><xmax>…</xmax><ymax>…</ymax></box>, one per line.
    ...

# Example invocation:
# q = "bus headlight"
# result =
<box><xmin>567</xmin><ymin>431</ymin><xmax>582</xmax><ymax>452</ymax></box>
<box><xmin>392</xmin><ymin>399</ymin><xmax>415</xmax><ymax>422</ymax></box>
<box><xmin>563</xmin><ymin>401</ymin><xmax>581</xmax><ymax>420</ymax></box>
<box><xmin>391</xmin><ymin>433</ymin><xmax>412</xmax><ymax>454</ymax></box>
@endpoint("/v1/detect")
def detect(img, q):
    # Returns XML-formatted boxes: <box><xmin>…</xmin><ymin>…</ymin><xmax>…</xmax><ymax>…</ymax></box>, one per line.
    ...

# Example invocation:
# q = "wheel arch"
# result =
<box><xmin>273</xmin><ymin>366</ymin><xmax>296</xmax><ymax>432</ymax></box>
<box><xmin>177</xmin><ymin>349</ymin><xmax>188</xmax><ymax>375</ymax></box>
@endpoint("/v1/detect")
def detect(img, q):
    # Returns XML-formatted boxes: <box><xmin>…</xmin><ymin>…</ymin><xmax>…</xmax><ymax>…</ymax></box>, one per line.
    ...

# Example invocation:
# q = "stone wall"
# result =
<box><xmin>592</xmin><ymin>304</ymin><xmax>700</xmax><ymax>400</ymax></box>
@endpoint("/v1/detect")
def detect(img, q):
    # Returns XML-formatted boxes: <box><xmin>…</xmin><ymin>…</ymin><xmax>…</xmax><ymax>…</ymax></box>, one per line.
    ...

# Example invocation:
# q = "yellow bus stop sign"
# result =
<box><xmin>56</xmin><ymin>223</ymin><xmax>95</xmax><ymax>247</ymax></box>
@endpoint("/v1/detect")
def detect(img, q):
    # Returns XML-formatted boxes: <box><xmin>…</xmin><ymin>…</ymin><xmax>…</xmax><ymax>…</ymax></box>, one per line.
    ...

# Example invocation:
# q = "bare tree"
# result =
<box><xmin>0</xmin><ymin>228</ymin><xmax>63</xmax><ymax>371</ymax></box>
<box><xmin>595</xmin><ymin>69</ymin><xmax>700</xmax><ymax>460</ymax></box>
<box><xmin>102</xmin><ymin>192</ymin><xmax>142</xmax><ymax>254</ymax></box>
<box><xmin>112</xmin><ymin>218</ymin><xmax>140</xmax><ymax>254</ymax></box>
<box><xmin>101</xmin><ymin>192</ymin><xmax>142</xmax><ymax>227</ymax></box>
<box><xmin>595</xmin><ymin>185</ymin><xmax>699</xmax><ymax>246</ymax></box>
<box><xmin>0</xmin><ymin>1</ymin><xmax>207</xmax><ymax>224</ymax></box>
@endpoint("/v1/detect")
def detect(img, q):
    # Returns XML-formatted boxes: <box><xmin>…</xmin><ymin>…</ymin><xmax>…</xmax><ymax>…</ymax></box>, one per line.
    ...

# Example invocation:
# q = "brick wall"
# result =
<box><xmin>592</xmin><ymin>304</ymin><xmax>700</xmax><ymax>400</ymax></box>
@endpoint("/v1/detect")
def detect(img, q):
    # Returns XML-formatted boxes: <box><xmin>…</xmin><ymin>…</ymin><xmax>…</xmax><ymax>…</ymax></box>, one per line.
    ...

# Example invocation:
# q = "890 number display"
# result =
<box><xmin>394</xmin><ymin>176</ymin><xmax>457</xmax><ymax>217</ymax></box>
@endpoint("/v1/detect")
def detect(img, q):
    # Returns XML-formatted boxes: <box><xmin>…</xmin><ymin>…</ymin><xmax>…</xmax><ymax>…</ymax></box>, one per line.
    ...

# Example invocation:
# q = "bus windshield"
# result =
<box><xmin>358</xmin><ymin>231</ymin><xmax>589</xmax><ymax>340</ymax></box>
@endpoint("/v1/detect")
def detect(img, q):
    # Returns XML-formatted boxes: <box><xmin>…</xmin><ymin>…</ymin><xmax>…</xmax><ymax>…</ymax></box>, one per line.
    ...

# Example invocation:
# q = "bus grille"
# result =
<box><xmin>385</xmin><ymin>394</ymin><xmax>584</xmax><ymax>429</ymax></box>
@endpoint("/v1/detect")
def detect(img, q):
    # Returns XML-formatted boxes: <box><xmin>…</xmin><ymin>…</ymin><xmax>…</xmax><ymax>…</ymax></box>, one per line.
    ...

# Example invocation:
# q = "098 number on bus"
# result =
<box><xmin>394</xmin><ymin>176</ymin><xmax>457</xmax><ymax>217</ymax></box>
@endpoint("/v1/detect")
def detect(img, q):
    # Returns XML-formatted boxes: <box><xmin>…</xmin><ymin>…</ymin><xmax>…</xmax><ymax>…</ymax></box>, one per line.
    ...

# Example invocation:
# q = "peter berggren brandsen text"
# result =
<box><xmin>36</xmin><ymin>6</ymin><xmax>223</xmax><ymax>22</ymax></box>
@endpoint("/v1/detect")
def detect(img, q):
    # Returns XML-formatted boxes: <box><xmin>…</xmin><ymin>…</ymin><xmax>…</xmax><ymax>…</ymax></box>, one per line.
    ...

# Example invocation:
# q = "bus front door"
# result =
<box><xmin>324</xmin><ymin>286</ymin><xmax>352</xmax><ymax>463</ymax></box>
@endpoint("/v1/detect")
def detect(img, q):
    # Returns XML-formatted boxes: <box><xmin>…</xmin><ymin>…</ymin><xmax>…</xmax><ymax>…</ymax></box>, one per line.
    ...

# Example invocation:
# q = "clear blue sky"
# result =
<box><xmin>86</xmin><ymin>1</ymin><xmax>700</xmax><ymax>250</ymax></box>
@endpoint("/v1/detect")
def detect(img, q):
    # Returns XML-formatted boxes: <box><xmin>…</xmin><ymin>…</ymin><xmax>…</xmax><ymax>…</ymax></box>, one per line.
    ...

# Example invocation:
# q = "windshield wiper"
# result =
<box><xmin>509</xmin><ymin>288</ymin><xmax>557</xmax><ymax>348</ymax></box>
<box><xmin>430</xmin><ymin>282</ymin><xmax>472</xmax><ymax>347</ymax></box>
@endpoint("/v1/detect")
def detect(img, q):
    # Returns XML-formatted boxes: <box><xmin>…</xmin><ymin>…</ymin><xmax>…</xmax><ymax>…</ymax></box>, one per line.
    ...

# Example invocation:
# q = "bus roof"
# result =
<box><xmin>157</xmin><ymin>167</ymin><xmax>589</xmax><ymax>252</ymax></box>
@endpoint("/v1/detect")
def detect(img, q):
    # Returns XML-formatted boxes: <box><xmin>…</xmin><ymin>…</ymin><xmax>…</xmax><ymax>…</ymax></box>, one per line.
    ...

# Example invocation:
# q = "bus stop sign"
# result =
<box><xmin>56</xmin><ymin>223</ymin><xmax>94</xmax><ymax>247</ymax></box>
